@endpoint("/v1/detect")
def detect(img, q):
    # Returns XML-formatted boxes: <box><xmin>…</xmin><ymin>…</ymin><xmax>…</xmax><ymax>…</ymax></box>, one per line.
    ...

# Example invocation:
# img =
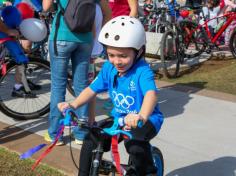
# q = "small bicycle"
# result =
<box><xmin>63</xmin><ymin>109</ymin><xmax>164</xmax><ymax>176</ymax></box>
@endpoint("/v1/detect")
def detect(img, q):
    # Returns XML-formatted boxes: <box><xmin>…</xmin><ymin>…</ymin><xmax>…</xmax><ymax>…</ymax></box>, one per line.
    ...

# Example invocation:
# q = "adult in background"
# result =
<box><xmin>43</xmin><ymin>0</ymin><xmax>93</xmax><ymax>145</ymax></box>
<box><xmin>109</xmin><ymin>0</ymin><xmax>139</xmax><ymax>18</ymax></box>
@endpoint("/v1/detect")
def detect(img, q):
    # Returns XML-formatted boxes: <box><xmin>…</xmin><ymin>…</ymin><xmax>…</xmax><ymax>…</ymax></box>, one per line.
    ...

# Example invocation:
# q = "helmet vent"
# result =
<box><xmin>105</xmin><ymin>33</ymin><xmax>109</xmax><ymax>38</ymax></box>
<box><xmin>114</xmin><ymin>35</ymin><xmax>120</xmax><ymax>41</ymax></box>
<box><xmin>130</xmin><ymin>21</ymin><xmax>134</xmax><ymax>24</ymax></box>
<box><xmin>112</xmin><ymin>21</ymin><xmax>116</xmax><ymax>24</ymax></box>
<box><xmin>121</xmin><ymin>22</ymin><xmax>125</xmax><ymax>26</ymax></box>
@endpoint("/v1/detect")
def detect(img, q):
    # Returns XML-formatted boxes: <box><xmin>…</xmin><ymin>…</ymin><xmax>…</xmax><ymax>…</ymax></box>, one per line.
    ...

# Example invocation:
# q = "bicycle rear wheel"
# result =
<box><xmin>0</xmin><ymin>57</ymin><xmax>51</xmax><ymax>120</ymax></box>
<box><xmin>229</xmin><ymin>30</ymin><xmax>236</xmax><ymax>58</ymax></box>
<box><xmin>152</xmin><ymin>146</ymin><xmax>164</xmax><ymax>176</ymax></box>
<box><xmin>160</xmin><ymin>30</ymin><xmax>180</xmax><ymax>78</ymax></box>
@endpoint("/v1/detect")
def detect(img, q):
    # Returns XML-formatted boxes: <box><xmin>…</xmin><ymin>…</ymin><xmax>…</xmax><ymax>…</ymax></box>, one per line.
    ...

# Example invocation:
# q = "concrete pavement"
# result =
<box><xmin>1</xmin><ymin>81</ymin><xmax>236</xmax><ymax>176</ymax></box>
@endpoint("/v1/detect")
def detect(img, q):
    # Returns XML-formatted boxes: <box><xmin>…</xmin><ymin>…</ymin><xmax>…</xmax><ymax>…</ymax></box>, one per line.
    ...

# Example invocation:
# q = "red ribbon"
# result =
<box><xmin>111</xmin><ymin>135</ymin><xmax>123</xmax><ymax>176</ymax></box>
<box><xmin>31</xmin><ymin>126</ymin><xmax>65</xmax><ymax>170</ymax></box>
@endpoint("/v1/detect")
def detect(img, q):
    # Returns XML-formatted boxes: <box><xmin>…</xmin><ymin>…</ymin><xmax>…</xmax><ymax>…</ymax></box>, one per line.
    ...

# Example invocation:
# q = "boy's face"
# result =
<box><xmin>107</xmin><ymin>46</ymin><xmax>136</xmax><ymax>75</ymax></box>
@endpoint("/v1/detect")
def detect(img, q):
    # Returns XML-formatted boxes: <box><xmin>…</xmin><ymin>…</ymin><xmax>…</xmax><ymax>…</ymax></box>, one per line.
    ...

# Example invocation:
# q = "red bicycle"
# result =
<box><xmin>160</xmin><ymin>7</ymin><xmax>236</xmax><ymax>78</ymax></box>
<box><xmin>179</xmin><ymin>7</ymin><xmax>236</xmax><ymax>58</ymax></box>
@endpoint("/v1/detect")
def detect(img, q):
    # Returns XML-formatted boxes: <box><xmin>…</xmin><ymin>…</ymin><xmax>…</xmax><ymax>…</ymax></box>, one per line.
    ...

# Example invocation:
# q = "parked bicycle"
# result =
<box><xmin>140</xmin><ymin>1</ymin><xmax>180</xmax><ymax>33</ymax></box>
<box><xmin>160</xmin><ymin>5</ymin><xmax>236</xmax><ymax>78</ymax></box>
<box><xmin>0</xmin><ymin>37</ymin><xmax>51</xmax><ymax>120</ymax></box>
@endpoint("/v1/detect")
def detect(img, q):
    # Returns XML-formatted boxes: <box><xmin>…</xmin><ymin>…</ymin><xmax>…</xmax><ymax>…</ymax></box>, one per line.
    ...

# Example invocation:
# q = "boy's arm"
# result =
<box><xmin>138</xmin><ymin>90</ymin><xmax>158</xmax><ymax>122</ymax></box>
<box><xmin>69</xmin><ymin>87</ymin><xmax>97</xmax><ymax>109</ymax></box>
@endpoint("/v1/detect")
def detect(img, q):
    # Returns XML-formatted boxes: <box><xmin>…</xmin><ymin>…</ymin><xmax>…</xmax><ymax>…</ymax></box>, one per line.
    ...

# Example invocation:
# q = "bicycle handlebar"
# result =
<box><xmin>61</xmin><ymin>108</ymin><xmax>143</xmax><ymax>139</ymax></box>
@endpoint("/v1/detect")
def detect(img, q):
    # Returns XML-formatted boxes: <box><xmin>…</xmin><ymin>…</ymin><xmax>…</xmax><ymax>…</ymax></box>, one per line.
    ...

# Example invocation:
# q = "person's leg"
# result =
<box><xmin>124</xmin><ymin>121</ymin><xmax>157</xmax><ymax>175</ymax></box>
<box><xmin>47</xmin><ymin>40</ymin><xmax>77</xmax><ymax>143</ymax></box>
<box><xmin>71</xmin><ymin>42</ymin><xmax>92</xmax><ymax>143</ymax></box>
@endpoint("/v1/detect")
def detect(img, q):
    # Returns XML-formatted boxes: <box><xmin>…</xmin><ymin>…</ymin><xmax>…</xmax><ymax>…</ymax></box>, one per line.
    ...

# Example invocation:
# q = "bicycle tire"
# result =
<box><xmin>160</xmin><ymin>30</ymin><xmax>180</xmax><ymax>78</ymax></box>
<box><xmin>152</xmin><ymin>146</ymin><xmax>164</xmax><ymax>176</ymax></box>
<box><xmin>178</xmin><ymin>20</ymin><xmax>206</xmax><ymax>58</ymax></box>
<box><xmin>0</xmin><ymin>57</ymin><xmax>51</xmax><ymax>120</ymax></box>
<box><xmin>229</xmin><ymin>30</ymin><xmax>236</xmax><ymax>58</ymax></box>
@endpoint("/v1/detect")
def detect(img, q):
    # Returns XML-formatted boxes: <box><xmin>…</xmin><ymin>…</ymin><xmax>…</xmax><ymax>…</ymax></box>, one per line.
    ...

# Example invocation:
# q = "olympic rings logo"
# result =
<box><xmin>112</xmin><ymin>91</ymin><xmax>135</xmax><ymax>109</ymax></box>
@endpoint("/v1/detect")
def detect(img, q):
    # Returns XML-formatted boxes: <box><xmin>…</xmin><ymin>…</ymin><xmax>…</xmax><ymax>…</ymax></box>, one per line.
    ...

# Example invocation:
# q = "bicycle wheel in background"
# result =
<box><xmin>229</xmin><ymin>30</ymin><xmax>236</xmax><ymax>58</ymax></box>
<box><xmin>178</xmin><ymin>20</ymin><xmax>206</xmax><ymax>58</ymax></box>
<box><xmin>152</xmin><ymin>146</ymin><xmax>164</xmax><ymax>176</ymax></box>
<box><xmin>0</xmin><ymin>57</ymin><xmax>51</xmax><ymax>120</ymax></box>
<box><xmin>160</xmin><ymin>30</ymin><xmax>180</xmax><ymax>78</ymax></box>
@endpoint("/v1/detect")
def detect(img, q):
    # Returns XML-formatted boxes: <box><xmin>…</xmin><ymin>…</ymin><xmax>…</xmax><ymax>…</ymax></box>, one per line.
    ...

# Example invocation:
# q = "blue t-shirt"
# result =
<box><xmin>90</xmin><ymin>59</ymin><xmax>164</xmax><ymax>132</ymax></box>
<box><xmin>165</xmin><ymin>0</ymin><xmax>179</xmax><ymax>17</ymax></box>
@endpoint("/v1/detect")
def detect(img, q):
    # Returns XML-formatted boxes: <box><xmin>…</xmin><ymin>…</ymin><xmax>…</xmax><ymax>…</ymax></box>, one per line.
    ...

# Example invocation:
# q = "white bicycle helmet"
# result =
<box><xmin>98</xmin><ymin>16</ymin><xmax>146</xmax><ymax>50</ymax></box>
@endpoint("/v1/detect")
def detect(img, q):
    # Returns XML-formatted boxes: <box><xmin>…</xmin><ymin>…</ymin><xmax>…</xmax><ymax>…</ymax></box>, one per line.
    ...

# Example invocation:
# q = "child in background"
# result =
<box><xmin>200</xmin><ymin>0</ymin><xmax>221</xmax><ymax>36</ymax></box>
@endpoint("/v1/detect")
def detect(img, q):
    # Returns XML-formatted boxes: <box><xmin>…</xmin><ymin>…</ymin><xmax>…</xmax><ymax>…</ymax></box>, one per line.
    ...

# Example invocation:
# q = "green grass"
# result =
<box><xmin>0</xmin><ymin>147</ymin><xmax>66</xmax><ymax>176</ymax></box>
<box><xmin>159</xmin><ymin>58</ymin><xmax>236</xmax><ymax>95</ymax></box>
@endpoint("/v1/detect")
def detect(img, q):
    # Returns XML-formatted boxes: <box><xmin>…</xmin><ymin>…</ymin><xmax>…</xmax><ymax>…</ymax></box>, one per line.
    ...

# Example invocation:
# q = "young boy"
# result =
<box><xmin>58</xmin><ymin>16</ymin><xmax>164</xmax><ymax>175</ymax></box>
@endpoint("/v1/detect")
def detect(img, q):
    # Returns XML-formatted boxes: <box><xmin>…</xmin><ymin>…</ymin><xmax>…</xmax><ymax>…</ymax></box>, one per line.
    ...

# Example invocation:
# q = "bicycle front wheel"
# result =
<box><xmin>0</xmin><ymin>57</ymin><xmax>51</xmax><ymax>120</ymax></box>
<box><xmin>160</xmin><ymin>30</ymin><xmax>180</xmax><ymax>78</ymax></box>
<box><xmin>152</xmin><ymin>146</ymin><xmax>164</xmax><ymax>176</ymax></box>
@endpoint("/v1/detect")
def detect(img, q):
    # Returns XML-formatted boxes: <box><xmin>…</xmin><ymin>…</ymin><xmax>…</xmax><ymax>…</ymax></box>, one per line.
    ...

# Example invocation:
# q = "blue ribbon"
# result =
<box><xmin>20</xmin><ymin>143</ymin><xmax>47</xmax><ymax>159</ymax></box>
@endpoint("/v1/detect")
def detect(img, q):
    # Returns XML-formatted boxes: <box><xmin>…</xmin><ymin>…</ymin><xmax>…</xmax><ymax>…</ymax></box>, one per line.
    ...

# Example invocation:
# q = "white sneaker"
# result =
<box><xmin>74</xmin><ymin>139</ymin><xmax>83</xmax><ymax>145</ymax></box>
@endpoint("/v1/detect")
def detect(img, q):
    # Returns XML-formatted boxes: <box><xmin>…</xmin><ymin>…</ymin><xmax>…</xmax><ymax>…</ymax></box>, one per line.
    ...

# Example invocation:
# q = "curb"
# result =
<box><xmin>0</xmin><ymin>121</ymin><xmax>79</xmax><ymax>176</ymax></box>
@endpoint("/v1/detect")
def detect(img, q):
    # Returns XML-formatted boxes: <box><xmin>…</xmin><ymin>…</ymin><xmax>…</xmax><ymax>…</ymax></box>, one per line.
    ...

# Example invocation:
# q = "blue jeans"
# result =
<box><xmin>48</xmin><ymin>40</ymin><xmax>92</xmax><ymax>141</ymax></box>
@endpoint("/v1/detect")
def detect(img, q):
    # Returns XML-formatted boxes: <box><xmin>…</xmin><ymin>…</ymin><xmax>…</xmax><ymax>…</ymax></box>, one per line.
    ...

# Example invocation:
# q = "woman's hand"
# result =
<box><xmin>57</xmin><ymin>102</ymin><xmax>71</xmax><ymax>112</ymax></box>
<box><xmin>124</xmin><ymin>114</ymin><xmax>144</xmax><ymax>129</ymax></box>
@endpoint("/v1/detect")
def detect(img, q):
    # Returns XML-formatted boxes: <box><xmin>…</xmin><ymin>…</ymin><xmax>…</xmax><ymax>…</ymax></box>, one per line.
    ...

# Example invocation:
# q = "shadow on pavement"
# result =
<box><xmin>166</xmin><ymin>156</ymin><xmax>236</xmax><ymax>176</ymax></box>
<box><xmin>0</xmin><ymin>117</ymin><xmax>48</xmax><ymax>144</ymax></box>
<box><xmin>158</xmin><ymin>82</ymin><xmax>207</xmax><ymax>118</ymax></box>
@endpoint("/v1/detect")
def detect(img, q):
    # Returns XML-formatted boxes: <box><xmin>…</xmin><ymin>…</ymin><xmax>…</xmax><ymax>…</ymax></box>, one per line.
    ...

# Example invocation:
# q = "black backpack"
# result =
<box><xmin>54</xmin><ymin>0</ymin><xmax>96</xmax><ymax>55</ymax></box>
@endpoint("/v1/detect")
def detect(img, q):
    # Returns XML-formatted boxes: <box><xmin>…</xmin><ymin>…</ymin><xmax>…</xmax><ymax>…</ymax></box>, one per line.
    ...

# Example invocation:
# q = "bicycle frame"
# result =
<box><xmin>187</xmin><ymin>11</ymin><xmax>236</xmax><ymax>45</ymax></box>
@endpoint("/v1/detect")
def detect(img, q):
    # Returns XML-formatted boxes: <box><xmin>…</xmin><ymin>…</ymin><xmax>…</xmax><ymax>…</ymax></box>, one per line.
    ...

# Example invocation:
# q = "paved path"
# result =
<box><xmin>1</xmin><ymin>81</ymin><xmax>236</xmax><ymax>176</ymax></box>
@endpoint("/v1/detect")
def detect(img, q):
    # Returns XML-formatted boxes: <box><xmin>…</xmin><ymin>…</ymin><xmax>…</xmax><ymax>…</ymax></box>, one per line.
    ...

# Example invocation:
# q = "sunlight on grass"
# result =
<box><xmin>0</xmin><ymin>147</ymin><xmax>66</xmax><ymax>176</ymax></box>
<box><xmin>160</xmin><ymin>58</ymin><xmax>236</xmax><ymax>95</ymax></box>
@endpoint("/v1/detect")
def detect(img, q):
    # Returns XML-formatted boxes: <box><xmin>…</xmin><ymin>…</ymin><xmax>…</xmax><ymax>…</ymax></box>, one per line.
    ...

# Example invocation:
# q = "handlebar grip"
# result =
<box><xmin>137</xmin><ymin>121</ymin><xmax>143</xmax><ymax>128</ymax></box>
<box><xmin>118</xmin><ymin>117</ymin><xmax>144</xmax><ymax>128</ymax></box>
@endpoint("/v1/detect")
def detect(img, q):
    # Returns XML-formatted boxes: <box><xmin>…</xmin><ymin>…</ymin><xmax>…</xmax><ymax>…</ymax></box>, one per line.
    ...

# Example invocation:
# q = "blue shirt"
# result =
<box><xmin>90</xmin><ymin>59</ymin><xmax>164</xmax><ymax>132</ymax></box>
<box><xmin>165</xmin><ymin>0</ymin><xmax>179</xmax><ymax>17</ymax></box>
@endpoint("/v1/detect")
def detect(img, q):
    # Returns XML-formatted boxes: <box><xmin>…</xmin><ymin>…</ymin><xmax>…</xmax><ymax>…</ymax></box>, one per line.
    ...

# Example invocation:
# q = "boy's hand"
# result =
<box><xmin>124</xmin><ymin>114</ymin><xmax>144</xmax><ymax>129</ymax></box>
<box><xmin>57</xmin><ymin>102</ymin><xmax>71</xmax><ymax>112</ymax></box>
